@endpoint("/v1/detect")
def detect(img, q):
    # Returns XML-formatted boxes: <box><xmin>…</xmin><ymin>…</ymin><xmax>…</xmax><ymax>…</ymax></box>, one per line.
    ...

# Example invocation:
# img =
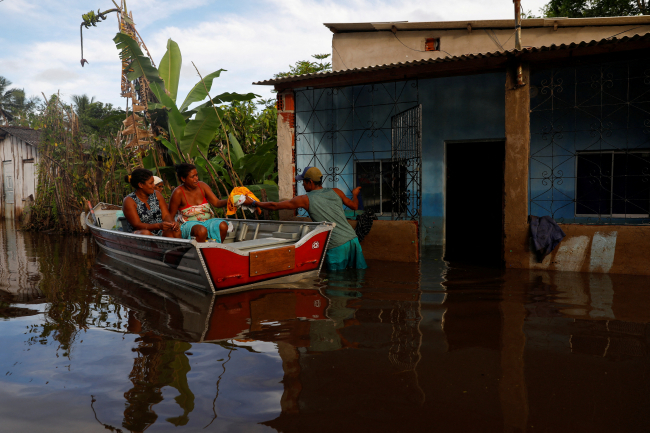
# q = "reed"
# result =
<box><xmin>26</xmin><ymin>94</ymin><xmax>167</xmax><ymax>233</ymax></box>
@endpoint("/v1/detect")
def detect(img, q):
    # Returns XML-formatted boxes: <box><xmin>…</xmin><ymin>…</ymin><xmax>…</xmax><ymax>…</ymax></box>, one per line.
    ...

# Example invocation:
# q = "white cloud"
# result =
<box><xmin>2</xmin><ymin>0</ymin><xmax>550</xmax><ymax>107</ymax></box>
<box><xmin>32</xmin><ymin>68</ymin><xmax>81</xmax><ymax>84</ymax></box>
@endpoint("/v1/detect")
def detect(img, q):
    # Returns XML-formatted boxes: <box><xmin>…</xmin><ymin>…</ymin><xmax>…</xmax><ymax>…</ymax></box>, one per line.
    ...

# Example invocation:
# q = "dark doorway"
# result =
<box><xmin>445</xmin><ymin>141</ymin><xmax>505</xmax><ymax>266</ymax></box>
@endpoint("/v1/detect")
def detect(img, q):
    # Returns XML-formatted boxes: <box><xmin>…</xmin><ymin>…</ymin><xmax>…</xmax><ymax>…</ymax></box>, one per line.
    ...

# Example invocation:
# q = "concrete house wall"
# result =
<box><xmin>330</xmin><ymin>16</ymin><xmax>650</xmax><ymax>70</ymax></box>
<box><xmin>0</xmin><ymin>128</ymin><xmax>40</xmax><ymax>221</ymax></box>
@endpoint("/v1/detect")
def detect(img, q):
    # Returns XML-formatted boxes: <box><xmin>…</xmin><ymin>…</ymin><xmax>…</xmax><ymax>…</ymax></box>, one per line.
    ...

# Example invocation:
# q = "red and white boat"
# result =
<box><xmin>86</xmin><ymin>203</ymin><xmax>334</xmax><ymax>295</ymax></box>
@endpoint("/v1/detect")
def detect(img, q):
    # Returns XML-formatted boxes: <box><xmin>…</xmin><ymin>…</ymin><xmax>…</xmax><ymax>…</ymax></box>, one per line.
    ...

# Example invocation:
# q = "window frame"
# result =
<box><xmin>354</xmin><ymin>159</ymin><xmax>392</xmax><ymax>216</ymax></box>
<box><xmin>574</xmin><ymin>149</ymin><xmax>650</xmax><ymax>219</ymax></box>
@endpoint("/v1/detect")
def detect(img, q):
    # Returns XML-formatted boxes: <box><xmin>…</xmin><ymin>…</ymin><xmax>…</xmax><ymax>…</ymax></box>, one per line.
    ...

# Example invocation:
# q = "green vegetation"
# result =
<box><xmin>71</xmin><ymin>94</ymin><xmax>125</xmax><ymax>137</ymax></box>
<box><xmin>113</xmin><ymin>33</ymin><xmax>278</xmax><ymax>204</ymax></box>
<box><xmin>528</xmin><ymin>0</ymin><xmax>648</xmax><ymax>18</ymax></box>
<box><xmin>0</xmin><ymin>76</ymin><xmax>39</xmax><ymax>125</ymax></box>
<box><xmin>273</xmin><ymin>53</ymin><xmax>332</xmax><ymax>79</ymax></box>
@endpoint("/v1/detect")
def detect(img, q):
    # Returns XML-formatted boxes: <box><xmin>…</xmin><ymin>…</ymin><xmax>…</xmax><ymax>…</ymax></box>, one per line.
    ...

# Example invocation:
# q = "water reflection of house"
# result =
<box><xmin>521</xmin><ymin>270</ymin><xmax>650</xmax><ymax>432</ymax></box>
<box><xmin>0</xmin><ymin>220</ymin><xmax>42</xmax><ymax>300</ymax></box>
<box><xmin>0</xmin><ymin>126</ymin><xmax>40</xmax><ymax>221</ymax></box>
<box><xmin>255</xmin><ymin>16</ymin><xmax>650</xmax><ymax>275</ymax></box>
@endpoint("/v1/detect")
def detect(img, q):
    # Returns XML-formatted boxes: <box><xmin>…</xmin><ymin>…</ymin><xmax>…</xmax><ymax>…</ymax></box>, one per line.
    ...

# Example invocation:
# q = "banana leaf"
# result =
<box><xmin>159</xmin><ymin>39</ymin><xmax>182</xmax><ymax>103</ymax></box>
<box><xmin>239</xmin><ymin>152</ymin><xmax>276</xmax><ymax>184</ymax></box>
<box><xmin>150</xmin><ymin>82</ymin><xmax>186</xmax><ymax>147</ymax></box>
<box><xmin>180</xmin><ymin>106</ymin><xmax>219</xmax><ymax>158</ymax></box>
<box><xmin>142</xmin><ymin>152</ymin><xmax>156</xmax><ymax>170</ymax></box>
<box><xmin>113</xmin><ymin>33</ymin><xmax>163</xmax><ymax>85</ymax></box>
<box><xmin>160</xmin><ymin>138</ymin><xmax>180</xmax><ymax>162</ymax></box>
<box><xmin>228</xmin><ymin>132</ymin><xmax>245</xmax><ymax>165</ymax></box>
<box><xmin>178</xmin><ymin>69</ymin><xmax>225</xmax><ymax>112</ymax></box>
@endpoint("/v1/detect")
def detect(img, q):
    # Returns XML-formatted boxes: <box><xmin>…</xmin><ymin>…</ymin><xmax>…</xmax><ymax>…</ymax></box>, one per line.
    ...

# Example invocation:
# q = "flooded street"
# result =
<box><xmin>1</xmin><ymin>222</ymin><xmax>650</xmax><ymax>432</ymax></box>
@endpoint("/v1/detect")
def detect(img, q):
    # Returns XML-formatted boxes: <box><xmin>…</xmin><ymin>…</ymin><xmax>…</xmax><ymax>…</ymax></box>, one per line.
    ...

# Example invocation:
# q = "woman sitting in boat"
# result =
<box><xmin>168</xmin><ymin>163</ymin><xmax>229</xmax><ymax>243</ymax></box>
<box><xmin>122</xmin><ymin>168</ymin><xmax>181</xmax><ymax>237</ymax></box>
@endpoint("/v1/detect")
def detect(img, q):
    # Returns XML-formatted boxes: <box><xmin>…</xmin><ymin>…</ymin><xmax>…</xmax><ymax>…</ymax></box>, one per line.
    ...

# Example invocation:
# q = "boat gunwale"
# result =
<box><xmin>85</xmin><ymin>202</ymin><xmax>335</xmax><ymax>256</ymax></box>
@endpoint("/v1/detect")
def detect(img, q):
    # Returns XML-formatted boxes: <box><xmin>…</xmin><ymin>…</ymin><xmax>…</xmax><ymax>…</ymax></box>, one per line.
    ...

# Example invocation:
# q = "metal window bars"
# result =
<box><xmin>294</xmin><ymin>81</ymin><xmax>422</xmax><ymax>222</ymax></box>
<box><xmin>529</xmin><ymin>57</ymin><xmax>650</xmax><ymax>224</ymax></box>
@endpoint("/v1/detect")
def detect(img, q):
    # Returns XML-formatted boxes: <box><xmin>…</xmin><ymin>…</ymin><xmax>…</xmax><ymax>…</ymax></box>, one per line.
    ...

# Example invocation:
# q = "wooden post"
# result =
<box><xmin>260</xmin><ymin>189</ymin><xmax>270</xmax><ymax>220</ymax></box>
<box><xmin>504</xmin><ymin>62</ymin><xmax>530</xmax><ymax>269</ymax></box>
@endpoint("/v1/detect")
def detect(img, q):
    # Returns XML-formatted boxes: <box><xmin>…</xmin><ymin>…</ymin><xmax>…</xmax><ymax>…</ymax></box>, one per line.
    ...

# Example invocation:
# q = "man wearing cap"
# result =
<box><xmin>246</xmin><ymin>166</ymin><xmax>367</xmax><ymax>271</ymax></box>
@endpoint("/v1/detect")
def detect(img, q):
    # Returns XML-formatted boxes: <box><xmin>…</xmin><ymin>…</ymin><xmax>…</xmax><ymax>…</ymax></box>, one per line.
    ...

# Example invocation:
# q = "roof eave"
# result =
<box><xmin>253</xmin><ymin>33</ymin><xmax>650</xmax><ymax>90</ymax></box>
<box><xmin>324</xmin><ymin>15</ymin><xmax>650</xmax><ymax>33</ymax></box>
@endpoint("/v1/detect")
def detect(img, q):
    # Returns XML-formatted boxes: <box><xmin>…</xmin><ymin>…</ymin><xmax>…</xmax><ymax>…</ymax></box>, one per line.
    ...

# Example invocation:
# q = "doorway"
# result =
<box><xmin>445</xmin><ymin>141</ymin><xmax>505</xmax><ymax>266</ymax></box>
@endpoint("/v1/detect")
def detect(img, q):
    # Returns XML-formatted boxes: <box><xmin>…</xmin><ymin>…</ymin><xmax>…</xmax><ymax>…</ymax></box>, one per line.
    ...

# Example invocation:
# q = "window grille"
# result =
<box><xmin>529</xmin><ymin>57</ymin><xmax>650</xmax><ymax>223</ymax></box>
<box><xmin>294</xmin><ymin>81</ymin><xmax>421</xmax><ymax>222</ymax></box>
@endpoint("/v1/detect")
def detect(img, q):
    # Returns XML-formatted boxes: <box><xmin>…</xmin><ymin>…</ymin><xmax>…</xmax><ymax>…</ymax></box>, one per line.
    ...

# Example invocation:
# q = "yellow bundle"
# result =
<box><xmin>227</xmin><ymin>187</ymin><xmax>261</xmax><ymax>216</ymax></box>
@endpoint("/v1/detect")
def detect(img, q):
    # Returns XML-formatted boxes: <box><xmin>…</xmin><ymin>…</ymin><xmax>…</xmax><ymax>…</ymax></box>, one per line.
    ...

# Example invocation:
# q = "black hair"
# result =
<box><xmin>125</xmin><ymin>168</ymin><xmax>153</xmax><ymax>189</ymax></box>
<box><xmin>175</xmin><ymin>163</ymin><xmax>197</xmax><ymax>182</ymax></box>
<box><xmin>305</xmin><ymin>178</ymin><xmax>322</xmax><ymax>187</ymax></box>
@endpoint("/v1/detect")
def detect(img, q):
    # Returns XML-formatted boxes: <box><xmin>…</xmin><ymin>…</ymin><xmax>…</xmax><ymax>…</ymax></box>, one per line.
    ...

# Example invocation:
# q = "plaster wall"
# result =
<box><xmin>277</xmin><ymin>91</ymin><xmax>297</xmax><ymax>221</ymax></box>
<box><xmin>332</xmin><ymin>25</ymin><xmax>650</xmax><ymax>70</ymax></box>
<box><xmin>0</xmin><ymin>135</ymin><xmax>38</xmax><ymax>220</ymax></box>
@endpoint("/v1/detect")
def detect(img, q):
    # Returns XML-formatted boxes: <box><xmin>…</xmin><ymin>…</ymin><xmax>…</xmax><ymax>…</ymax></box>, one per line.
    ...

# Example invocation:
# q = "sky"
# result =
<box><xmin>1</xmin><ymin>0</ymin><xmax>549</xmax><ymax>109</ymax></box>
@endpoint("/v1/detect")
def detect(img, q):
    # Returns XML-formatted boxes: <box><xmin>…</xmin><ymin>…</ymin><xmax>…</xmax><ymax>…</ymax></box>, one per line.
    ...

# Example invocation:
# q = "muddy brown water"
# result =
<box><xmin>1</xmin><ymin>221</ymin><xmax>650</xmax><ymax>432</ymax></box>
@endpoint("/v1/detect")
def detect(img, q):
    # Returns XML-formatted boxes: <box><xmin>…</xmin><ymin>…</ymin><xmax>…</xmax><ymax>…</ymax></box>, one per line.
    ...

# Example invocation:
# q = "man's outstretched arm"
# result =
<box><xmin>250</xmin><ymin>194</ymin><xmax>309</xmax><ymax>211</ymax></box>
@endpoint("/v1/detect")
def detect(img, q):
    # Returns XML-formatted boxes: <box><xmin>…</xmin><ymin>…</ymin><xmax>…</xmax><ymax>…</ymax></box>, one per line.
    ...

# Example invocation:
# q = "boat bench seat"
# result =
<box><xmin>233</xmin><ymin>237</ymin><xmax>292</xmax><ymax>251</ymax></box>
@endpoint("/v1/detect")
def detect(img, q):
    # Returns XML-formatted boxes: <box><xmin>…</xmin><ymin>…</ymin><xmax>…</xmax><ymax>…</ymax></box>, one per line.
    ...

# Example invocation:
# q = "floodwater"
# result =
<box><xmin>1</xmin><ymin>222</ymin><xmax>650</xmax><ymax>433</ymax></box>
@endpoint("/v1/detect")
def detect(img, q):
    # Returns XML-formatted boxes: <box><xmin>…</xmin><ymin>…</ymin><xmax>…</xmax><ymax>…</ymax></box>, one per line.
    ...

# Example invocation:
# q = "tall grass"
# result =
<box><xmin>26</xmin><ymin>95</ymin><xmax>157</xmax><ymax>233</ymax></box>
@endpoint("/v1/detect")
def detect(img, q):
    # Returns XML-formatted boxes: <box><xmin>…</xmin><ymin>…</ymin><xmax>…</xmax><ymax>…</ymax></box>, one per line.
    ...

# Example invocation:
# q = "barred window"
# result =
<box><xmin>355</xmin><ymin>160</ymin><xmax>406</xmax><ymax>215</ymax></box>
<box><xmin>529</xmin><ymin>57</ymin><xmax>650</xmax><ymax>224</ymax></box>
<box><xmin>576</xmin><ymin>151</ymin><xmax>650</xmax><ymax>217</ymax></box>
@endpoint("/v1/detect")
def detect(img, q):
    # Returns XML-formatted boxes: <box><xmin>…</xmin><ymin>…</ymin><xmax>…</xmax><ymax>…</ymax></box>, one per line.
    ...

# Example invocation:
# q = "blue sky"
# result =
<box><xmin>1</xmin><ymin>0</ymin><xmax>548</xmax><ymax>109</ymax></box>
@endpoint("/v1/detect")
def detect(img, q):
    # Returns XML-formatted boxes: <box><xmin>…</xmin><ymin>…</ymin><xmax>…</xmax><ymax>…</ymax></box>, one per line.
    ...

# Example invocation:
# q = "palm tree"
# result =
<box><xmin>0</xmin><ymin>76</ymin><xmax>38</xmax><ymax>125</ymax></box>
<box><xmin>71</xmin><ymin>94</ymin><xmax>96</xmax><ymax>117</ymax></box>
<box><xmin>0</xmin><ymin>76</ymin><xmax>19</xmax><ymax>123</ymax></box>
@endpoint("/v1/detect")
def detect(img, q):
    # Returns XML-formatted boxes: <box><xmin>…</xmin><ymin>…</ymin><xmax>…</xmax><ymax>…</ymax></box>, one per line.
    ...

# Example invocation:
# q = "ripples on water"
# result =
<box><xmin>1</xmin><ymin>221</ymin><xmax>650</xmax><ymax>432</ymax></box>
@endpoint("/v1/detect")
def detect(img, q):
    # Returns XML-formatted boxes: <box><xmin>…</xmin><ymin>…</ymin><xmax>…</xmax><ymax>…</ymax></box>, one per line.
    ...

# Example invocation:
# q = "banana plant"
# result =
<box><xmin>114</xmin><ymin>33</ymin><xmax>278</xmax><ymax>201</ymax></box>
<box><xmin>114</xmin><ymin>33</ymin><xmax>256</xmax><ymax>160</ymax></box>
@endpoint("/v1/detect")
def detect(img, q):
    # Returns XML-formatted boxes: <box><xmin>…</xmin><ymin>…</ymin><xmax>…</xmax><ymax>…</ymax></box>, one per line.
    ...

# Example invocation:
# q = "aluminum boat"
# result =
<box><xmin>86</xmin><ymin>203</ymin><xmax>334</xmax><ymax>295</ymax></box>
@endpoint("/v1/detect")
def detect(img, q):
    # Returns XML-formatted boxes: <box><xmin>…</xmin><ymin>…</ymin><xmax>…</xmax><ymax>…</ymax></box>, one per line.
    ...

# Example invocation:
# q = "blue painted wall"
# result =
<box><xmin>294</xmin><ymin>72</ymin><xmax>506</xmax><ymax>245</ymax></box>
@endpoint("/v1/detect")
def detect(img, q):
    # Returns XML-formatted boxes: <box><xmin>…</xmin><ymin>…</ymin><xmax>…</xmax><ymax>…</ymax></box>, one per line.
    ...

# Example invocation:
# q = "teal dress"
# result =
<box><xmin>306</xmin><ymin>188</ymin><xmax>367</xmax><ymax>271</ymax></box>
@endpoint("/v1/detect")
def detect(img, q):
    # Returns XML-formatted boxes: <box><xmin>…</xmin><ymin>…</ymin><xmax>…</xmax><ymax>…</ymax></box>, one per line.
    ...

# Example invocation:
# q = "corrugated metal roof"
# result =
<box><xmin>0</xmin><ymin>126</ymin><xmax>42</xmax><ymax>146</ymax></box>
<box><xmin>253</xmin><ymin>32</ymin><xmax>650</xmax><ymax>86</ymax></box>
<box><xmin>324</xmin><ymin>15</ymin><xmax>650</xmax><ymax>33</ymax></box>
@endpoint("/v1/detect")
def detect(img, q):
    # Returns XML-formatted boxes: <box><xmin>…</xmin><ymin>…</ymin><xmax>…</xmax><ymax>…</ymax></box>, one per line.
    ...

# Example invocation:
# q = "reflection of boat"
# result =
<box><xmin>86</xmin><ymin>203</ymin><xmax>334</xmax><ymax>294</ymax></box>
<box><xmin>92</xmin><ymin>253</ymin><xmax>331</xmax><ymax>343</ymax></box>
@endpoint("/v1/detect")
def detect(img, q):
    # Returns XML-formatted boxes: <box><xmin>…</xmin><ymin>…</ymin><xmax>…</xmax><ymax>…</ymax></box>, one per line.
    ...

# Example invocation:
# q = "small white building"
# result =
<box><xmin>0</xmin><ymin>126</ymin><xmax>40</xmax><ymax>220</ymax></box>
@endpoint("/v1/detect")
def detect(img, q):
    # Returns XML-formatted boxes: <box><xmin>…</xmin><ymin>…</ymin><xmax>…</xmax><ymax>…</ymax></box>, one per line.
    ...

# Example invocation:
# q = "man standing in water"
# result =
<box><xmin>246</xmin><ymin>166</ymin><xmax>367</xmax><ymax>271</ymax></box>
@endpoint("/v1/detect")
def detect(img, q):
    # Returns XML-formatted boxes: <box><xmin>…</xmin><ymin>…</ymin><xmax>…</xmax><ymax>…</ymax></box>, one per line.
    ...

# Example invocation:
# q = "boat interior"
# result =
<box><xmin>89</xmin><ymin>204</ymin><xmax>326</xmax><ymax>252</ymax></box>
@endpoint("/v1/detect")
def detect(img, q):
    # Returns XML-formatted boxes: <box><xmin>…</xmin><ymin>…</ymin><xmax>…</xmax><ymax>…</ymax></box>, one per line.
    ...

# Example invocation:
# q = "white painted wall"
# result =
<box><xmin>0</xmin><ymin>135</ymin><xmax>39</xmax><ymax>220</ymax></box>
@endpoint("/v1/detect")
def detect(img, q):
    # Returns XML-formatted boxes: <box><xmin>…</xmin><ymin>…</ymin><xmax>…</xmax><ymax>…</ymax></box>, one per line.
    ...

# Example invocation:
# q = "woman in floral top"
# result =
<box><xmin>122</xmin><ymin>168</ymin><xmax>180</xmax><ymax>238</ymax></box>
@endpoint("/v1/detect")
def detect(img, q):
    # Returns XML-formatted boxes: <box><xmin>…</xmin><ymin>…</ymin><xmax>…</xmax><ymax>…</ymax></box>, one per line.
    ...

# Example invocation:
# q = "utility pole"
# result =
<box><xmin>513</xmin><ymin>0</ymin><xmax>522</xmax><ymax>50</ymax></box>
<box><xmin>513</xmin><ymin>0</ymin><xmax>525</xmax><ymax>87</ymax></box>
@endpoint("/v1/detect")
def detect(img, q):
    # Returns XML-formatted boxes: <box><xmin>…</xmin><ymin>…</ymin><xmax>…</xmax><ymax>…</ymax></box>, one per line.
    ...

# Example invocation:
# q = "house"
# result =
<box><xmin>0</xmin><ymin>126</ymin><xmax>41</xmax><ymax>220</ymax></box>
<box><xmin>254</xmin><ymin>16</ymin><xmax>650</xmax><ymax>275</ymax></box>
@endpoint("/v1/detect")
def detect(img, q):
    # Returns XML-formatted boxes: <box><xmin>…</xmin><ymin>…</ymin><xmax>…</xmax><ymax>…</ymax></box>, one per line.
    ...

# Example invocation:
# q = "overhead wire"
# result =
<box><xmin>333</xmin><ymin>45</ymin><xmax>349</xmax><ymax>70</ymax></box>
<box><xmin>391</xmin><ymin>32</ymin><xmax>454</xmax><ymax>58</ymax></box>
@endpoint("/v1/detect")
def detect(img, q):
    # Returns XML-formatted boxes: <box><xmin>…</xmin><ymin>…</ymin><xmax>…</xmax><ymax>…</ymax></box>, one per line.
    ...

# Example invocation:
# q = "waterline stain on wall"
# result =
<box><xmin>589</xmin><ymin>232</ymin><xmax>618</xmax><ymax>273</ymax></box>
